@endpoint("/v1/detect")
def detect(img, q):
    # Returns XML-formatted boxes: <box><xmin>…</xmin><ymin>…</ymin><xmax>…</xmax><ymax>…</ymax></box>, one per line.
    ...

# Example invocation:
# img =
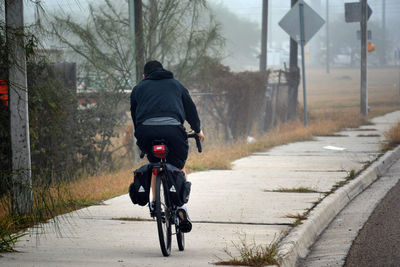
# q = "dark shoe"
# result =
<box><xmin>177</xmin><ymin>207</ymin><xmax>192</xmax><ymax>233</ymax></box>
<box><xmin>149</xmin><ymin>201</ymin><xmax>156</xmax><ymax>217</ymax></box>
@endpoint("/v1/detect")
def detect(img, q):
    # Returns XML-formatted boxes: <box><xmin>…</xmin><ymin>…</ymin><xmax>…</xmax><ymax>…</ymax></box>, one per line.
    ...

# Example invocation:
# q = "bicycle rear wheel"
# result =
<box><xmin>156</xmin><ymin>174</ymin><xmax>172</xmax><ymax>256</ymax></box>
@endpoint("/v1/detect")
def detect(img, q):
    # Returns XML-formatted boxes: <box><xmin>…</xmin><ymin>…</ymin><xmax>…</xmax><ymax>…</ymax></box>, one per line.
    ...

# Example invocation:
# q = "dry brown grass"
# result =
<box><xmin>0</xmin><ymin>170</ymin><xmax>135</xmax><ymax>227</ymax></box>
<box><xmin>383</xmin><ymin>121</ymin><xmax>400</xmax><ymax>150</ymax></box>
<box><xmin>61</xmin><ymin>169</ymin><xmax>133</xmax><ymax>203</ymax></box>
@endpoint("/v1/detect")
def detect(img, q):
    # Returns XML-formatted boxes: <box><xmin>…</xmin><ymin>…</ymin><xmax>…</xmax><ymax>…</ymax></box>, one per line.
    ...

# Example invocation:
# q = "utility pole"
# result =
<box><xmin>148</xmin><ymin>0</ymin><xmax>158</xmax><ymax>58</ymax></box>
<box><xmin>128</xmin><ymin>0</ymin><xmax>136</xmax><ymax>83</ymax></box>
<box><xmin>326</xmin><ymin>0</ymin><xmax>330</xmax><ymax>74</ymax></box>
<box><xmin>260</xmin><ymin>0</ymin><xmax>269</xmax><ymax>73</ymax></box>
<box><xmin>134</xmin><ymin>0</ymin><xmax>145</xmax><ymax>83</ymax></box>
<box><xmin>381</xmin><ymin>0</ymin><xmax>386</xmax><ymax>66</ymax></box>
<box><xmin>128</xmin><ymin>0</ymin><xmax>140</xmax><ymax>165</ymax></box>
<box><xmin>360</xmin><ymin>0</ymin><xmax>368</xmax><ymax>116</ymax></box>
<box><xmin>5</xmin><ymin>0</ymin><xmax>33</xmax><ymax>214</ymax></box>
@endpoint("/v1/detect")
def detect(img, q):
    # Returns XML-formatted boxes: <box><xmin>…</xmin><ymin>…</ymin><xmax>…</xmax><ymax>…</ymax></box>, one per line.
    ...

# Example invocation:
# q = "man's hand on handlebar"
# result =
<box><xmin>197</xmin><ymin>130</ymin><xmax>205</xmax><ymax>142</ymax></box>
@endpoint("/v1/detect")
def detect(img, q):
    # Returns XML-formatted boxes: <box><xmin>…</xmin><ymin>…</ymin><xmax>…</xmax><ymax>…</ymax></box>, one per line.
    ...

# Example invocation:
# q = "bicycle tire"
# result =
<box><xmin>176</xmin><ymin>224</ymin><xmax>185</xmax><ymax>251</ymax></box>
<box><xmin>156</xmin><ymin>173</ymin><xmax>172</xmax><ymax>256</ymax></box>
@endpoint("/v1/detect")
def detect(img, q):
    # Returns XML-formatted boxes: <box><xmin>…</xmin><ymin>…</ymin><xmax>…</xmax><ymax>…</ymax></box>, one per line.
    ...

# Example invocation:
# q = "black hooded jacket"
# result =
<box><xmin>130</xmin><ymin>68</ymin><xmax>201</xmax><ymax>133</ymax></box>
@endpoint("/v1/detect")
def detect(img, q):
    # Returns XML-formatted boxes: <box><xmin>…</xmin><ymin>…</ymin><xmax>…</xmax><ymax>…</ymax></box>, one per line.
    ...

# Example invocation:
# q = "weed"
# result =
<box><xmin>112</xmin><ymin>217</ymin><xmax>153</xmax><ymax>222</ymax></box>
<box><xmin>357</xmin><ymin>134</ymin><xmax>381</xmax><ymax>137</ymax></box>
<box><xmin>214</xmin><ymin>235</ymin><xmax>280</xmax><ymax>267</ymax></box>
<box><xmin>285</xmin><ymin>213</ymin><xmax>308</xmax><ymax>226</ymax></box>
<box><xmin>334</xmin><ymin>180</ymin><xmax>348</xmax><ymax>188</ymax></box>
<box><xmin>0</xmin><ymin>218</ymin><xmax>26</xmax><ymax>252</ymax></box>
<box><xmin>269</xmin><ymin>187</ymin><xmax>320</xmax><ymax>193</ymax></box>
<box><xmin>352</xmin><ymin>128</ymin><xmax>377</xmax><ymax>131</ymax></box>
<box><xmin>348</xmin><ymin>169</ymin><xmax>356</xmax><ymax>179</ymax></box>
<box><xmin>316</xmin><ymin>134</ymin><xmax>348</xmax><ymax>137</ymax></box>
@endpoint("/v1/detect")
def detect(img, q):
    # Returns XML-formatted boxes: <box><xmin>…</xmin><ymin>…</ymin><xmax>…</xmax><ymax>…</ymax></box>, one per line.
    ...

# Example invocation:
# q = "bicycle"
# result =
<box><xmin>140</xmin><ymin>132</ymin><xmax>202</xmax><ymax>256</ymax></box>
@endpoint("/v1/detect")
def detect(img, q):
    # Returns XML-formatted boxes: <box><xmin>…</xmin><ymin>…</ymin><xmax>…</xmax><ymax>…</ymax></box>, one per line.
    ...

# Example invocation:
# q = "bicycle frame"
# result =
<box><xmin>139</xmin><ymin>132</ymin><xmax>201</xmax><ymax>256</ymax></box>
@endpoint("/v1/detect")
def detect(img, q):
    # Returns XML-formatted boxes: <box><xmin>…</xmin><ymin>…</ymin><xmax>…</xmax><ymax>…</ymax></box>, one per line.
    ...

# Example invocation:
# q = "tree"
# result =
<box><xmin>49</xmin><ymin>0</ymin><xmax>223</xmax><ymax>85</ymax></box>
<box><xmin>44</xmin><ymin>0</ymin><xmax>223</xmax><ymax>167</ymax></box>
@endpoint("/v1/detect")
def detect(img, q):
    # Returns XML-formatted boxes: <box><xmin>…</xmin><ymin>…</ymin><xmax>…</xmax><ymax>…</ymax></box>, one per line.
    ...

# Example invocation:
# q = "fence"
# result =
<box><xmin>191</xmin><ymin>69</ymin><xmax>292</xmax><ymax>142</ymax></box>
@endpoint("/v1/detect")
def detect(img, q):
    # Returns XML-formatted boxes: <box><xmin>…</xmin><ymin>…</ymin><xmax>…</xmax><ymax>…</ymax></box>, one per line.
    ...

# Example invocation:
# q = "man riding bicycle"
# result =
<box><xmin>130</xmin><ymin>60</ymin><xmax>205</xmax><ymax>233</ymax></box>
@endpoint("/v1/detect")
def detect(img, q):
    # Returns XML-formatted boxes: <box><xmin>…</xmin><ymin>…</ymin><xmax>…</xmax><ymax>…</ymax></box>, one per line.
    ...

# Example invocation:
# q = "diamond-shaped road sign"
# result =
<box><xmin>345</xmin><ymin>2</ymin><xmax>373</xmax><ymax>23</ymax></box>
<box><xmin>278</xmin><ymin>0</ymin><xmax>325</xmax><ymax>45</ymax></box>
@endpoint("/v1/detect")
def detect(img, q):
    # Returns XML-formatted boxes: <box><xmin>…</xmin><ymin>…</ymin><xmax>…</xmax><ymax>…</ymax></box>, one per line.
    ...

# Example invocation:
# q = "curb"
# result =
<box><xmin>277</xmin><ymin>145</ymin><xmax>400</xmax><ymax>267</ymax></box>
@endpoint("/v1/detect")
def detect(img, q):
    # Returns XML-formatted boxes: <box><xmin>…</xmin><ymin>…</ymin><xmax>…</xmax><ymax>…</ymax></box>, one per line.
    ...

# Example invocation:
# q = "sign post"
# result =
<box><xmin>299</xmin><ymin>2</ymin><xmax>308</xmax><ymax>126</ymax></box>
<box><xmin>345</xmin><ymin>1</ymin><xmax>373</xmax><ymax>116</ymax></box>
<box><xmin>279</xmin><ymin>0</ymin><xmax>325</xmax><ymax>127</ymax></box>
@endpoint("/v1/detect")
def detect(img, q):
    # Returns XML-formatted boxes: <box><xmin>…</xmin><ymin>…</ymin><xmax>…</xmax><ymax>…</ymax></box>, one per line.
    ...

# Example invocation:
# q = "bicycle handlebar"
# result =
<box><xmin>139</xmin><ymin>132</ymin><xmax>202</xmax><ymax>159</ymax></box>
<box><xmin>187</xmin><ymin>132</ymin><xmax>202</xmax><ymax>153</ymax></box>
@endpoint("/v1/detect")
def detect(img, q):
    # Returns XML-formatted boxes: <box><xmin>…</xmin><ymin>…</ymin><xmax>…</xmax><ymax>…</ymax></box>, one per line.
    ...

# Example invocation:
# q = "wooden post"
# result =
<box><xmin>6</xmin><ymin>0</ymin><xmax>33</xmax><ymax>214</ymax></box>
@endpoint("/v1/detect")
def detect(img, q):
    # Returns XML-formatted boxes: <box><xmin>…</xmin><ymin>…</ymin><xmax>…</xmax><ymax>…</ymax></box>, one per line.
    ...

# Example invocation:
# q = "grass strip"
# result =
<box><xmin>285</xmin><ymin>213</ymin><xmax>308</xmax><ymax>227</ymax></box>
<box><xmin>269</xmin><ymin>187</ymin><xmax>321</xmax><ymax>193</ymax></box>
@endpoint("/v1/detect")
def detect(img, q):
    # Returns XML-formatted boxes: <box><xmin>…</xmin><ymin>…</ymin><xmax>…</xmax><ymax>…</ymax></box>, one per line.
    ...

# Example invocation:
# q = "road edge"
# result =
<box><xmin>277</xmin><ymin>145</ymin><xmax>400</xmax><ymax>267</ymax></box>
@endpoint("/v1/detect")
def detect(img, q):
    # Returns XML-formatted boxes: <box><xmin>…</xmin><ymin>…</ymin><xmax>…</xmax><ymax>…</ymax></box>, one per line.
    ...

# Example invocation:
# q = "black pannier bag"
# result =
<box><xmin>165</xmin><ymin>163</ymin><xmax>191</xmax><ymax>206</ymax></box>
<box><xmin>129</xmin><ymin>164</ymin><xmax>152</xmax><ymax>206</ymax></box>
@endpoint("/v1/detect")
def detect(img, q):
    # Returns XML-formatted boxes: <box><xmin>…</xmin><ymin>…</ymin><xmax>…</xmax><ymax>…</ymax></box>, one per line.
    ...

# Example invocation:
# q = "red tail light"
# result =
<box><xmin>0</xmin><ymin>80</ymin><xmax>8</xmax><ymax>107</ymax></box>
<box><xmin>153</xmin><ymin>144</ymin><xmax>167</xmax><ymax>159</ymax></box>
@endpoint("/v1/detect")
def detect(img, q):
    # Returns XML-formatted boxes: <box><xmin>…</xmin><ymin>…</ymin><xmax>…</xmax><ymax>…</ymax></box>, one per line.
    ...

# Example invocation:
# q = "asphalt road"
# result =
<box><xmin>344</xmin><ymin>180</ymin><xmax>400</xmax><ymax>267</ymax></box>
<box><xmin>297</xmin><ymin>157</ymin><xmax>400</xmax><ymax>267</ymax></box>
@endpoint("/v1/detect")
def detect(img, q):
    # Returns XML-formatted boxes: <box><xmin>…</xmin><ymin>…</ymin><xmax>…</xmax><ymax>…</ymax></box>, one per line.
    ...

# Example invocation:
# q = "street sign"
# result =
<box><xmin>345</xmin><ymin>2</ymin><xmax>372</xmax><ymax>23</ymax></box>
<box><xmin>278</xmin><ymin>0</ymin><xmax>325</xmax><ymax>45</ymax></box>
<box><xmin>279</xmin><ymin>0</ymin><xmax>325</xmax><ymax>127</ymax></box>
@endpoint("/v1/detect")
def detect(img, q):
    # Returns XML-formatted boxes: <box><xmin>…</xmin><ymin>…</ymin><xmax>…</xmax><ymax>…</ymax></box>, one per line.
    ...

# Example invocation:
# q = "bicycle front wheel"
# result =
<box><xmin>156</xmin><ymin>174</ymin><xmax>172</xmax><ymax>256</ymax></box>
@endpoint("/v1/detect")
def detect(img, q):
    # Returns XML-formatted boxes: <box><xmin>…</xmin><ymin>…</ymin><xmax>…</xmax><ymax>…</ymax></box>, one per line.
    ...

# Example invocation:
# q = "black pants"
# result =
<box><xmin>135</xmin><ymin>124</ymin><xmax>188</xmax><ymax>169</ymax></box>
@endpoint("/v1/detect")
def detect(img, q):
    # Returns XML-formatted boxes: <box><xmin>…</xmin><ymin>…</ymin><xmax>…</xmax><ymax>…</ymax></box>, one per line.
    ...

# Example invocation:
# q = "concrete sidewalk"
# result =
<box><xmin>2</xmin><ymin>111</ymin><xmax>400</xmax><ymax>267</ymax></box>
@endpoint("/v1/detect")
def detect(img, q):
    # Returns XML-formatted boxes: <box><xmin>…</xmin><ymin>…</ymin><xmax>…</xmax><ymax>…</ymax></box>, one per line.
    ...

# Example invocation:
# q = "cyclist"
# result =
<box><xmin>130</xmin><ymin>60</ymin><xmax>205</xmax><ymax>233</ymax></box>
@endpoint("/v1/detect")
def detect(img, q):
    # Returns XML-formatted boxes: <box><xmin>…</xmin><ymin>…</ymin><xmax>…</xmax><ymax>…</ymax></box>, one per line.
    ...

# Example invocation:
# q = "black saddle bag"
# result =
<box><xmin>129</xmin><ymin>164</ymin><xmax>152</xmax><ymax>206</ymax></box>
<box><xmin>165</xmin><ymin>163</ymin><xmax>191</xmax><ymax>207</ymax></box>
